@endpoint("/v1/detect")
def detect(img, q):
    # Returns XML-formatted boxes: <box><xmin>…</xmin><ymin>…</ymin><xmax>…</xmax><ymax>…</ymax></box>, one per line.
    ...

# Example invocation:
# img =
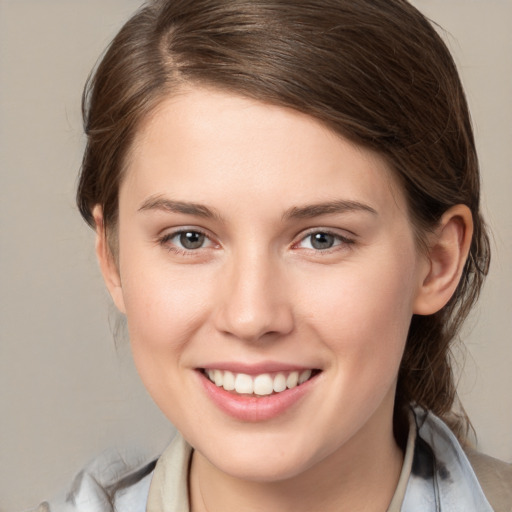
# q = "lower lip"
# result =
<box><xmin>198</xmin><ymin>371</ymin><xmax>317</xmax><ymax>422</ymax></box>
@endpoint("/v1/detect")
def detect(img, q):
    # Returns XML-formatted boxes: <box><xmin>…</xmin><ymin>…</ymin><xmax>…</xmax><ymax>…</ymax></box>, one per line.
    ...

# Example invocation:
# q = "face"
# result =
<box><xmin>107</xmin><ymin>87</ymin><xmax>429</xmax><ymax>482</ymax></box>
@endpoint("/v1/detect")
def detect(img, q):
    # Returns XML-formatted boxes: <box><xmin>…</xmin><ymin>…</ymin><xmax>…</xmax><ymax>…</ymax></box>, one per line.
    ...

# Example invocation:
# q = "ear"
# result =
<box><xmin>92</xmin><ymin>205</ymin><xmax>126</xmax><ymax>314</ymax></box>
<box><xmin>413</xmin><ymin>204</ymin><xmax>473</xmax><ymax>315</ymax></box>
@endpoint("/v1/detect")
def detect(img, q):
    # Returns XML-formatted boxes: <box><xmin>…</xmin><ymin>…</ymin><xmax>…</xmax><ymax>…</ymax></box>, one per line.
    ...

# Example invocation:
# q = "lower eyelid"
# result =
<box><xmin>159</xmin><ymin>229</ymin><xmax>219</xmax><ymax>252</ymax></box>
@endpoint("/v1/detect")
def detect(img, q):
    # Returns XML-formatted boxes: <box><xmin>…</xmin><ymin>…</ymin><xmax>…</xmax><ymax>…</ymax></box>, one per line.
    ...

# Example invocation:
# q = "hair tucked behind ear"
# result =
<box><xmin>77</xmin><ymin>0</ymin><xmax>490</xmax><ymax>438</ymax></box>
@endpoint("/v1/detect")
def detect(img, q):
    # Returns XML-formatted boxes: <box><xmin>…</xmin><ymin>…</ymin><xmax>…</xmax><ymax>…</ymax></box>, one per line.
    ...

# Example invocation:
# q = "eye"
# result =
<box><xmin>160</xmin><ymin>229</ymin><xmax>214</xmax><ymax>252</ymax></box>
<box><xmin>177</xmin><ymin>231</ymin><xmax>207</xmax><ymax>250</ymax></box>
<box><xmin>297</xmin><ymin>231</ymin><xmax>353</xmax><ymax>251</ymax></box>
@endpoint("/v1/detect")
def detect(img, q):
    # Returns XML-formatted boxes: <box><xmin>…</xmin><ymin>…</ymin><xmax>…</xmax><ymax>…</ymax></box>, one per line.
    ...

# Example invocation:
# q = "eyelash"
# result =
<box><xmin>293</xmin><ymin>229</ymin><xmax>355</xmax><ymax>253</ymax></box>
<box><xmin>158</xmin><ymin>229</ymin><xmax>215</xmax><ymax>256</ymax></box>
<box><xmin>158</xmin><ymin>228</ymin><xmax>355</xmax><ymax>256</ymax></box>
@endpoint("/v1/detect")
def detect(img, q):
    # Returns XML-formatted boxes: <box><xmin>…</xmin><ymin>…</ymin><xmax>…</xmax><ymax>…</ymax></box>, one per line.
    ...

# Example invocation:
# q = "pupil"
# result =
<box><xmin>180</xmin><ymin>231</ymin><xmax>204</xmax><ymax>249</ymax></box>
<box><xmin>311</xmin><ymin>232</ymin><xmax>334</xmax><ymax>250</ymax></box>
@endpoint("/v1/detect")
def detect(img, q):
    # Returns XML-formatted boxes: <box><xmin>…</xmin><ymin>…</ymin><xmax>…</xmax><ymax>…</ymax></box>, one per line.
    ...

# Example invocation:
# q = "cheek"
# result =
<box><xmin>117</xmin><ymin>235</ymin><xmax>216</xmax><ymax>379</ymax></box>
<box><xmin>122</xmin><ymin>269</ymin><xmax>210</xmax><ymax>346</ymax></box>
<box><xmin>299</xmin><ymin>250</ymin><xmax>418</xmax><ymax>372</ymax></box>
<box><xmin>118</xmin><ymin>260</ymin><xmax>216</xmax><ymax>422</ymax></box>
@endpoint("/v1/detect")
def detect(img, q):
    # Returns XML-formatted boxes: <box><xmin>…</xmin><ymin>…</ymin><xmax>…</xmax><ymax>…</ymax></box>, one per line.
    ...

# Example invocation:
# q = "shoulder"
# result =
<box><xmin>465</xmin><ymin>449</ymin><xmax>512</xmax><ymax>512</ymax></box>
<box><xmin>408</xmin><ymin>406</ymin><xmax>511</xmax><ymax>512</ymax></box>
<box><xmin>31</xmin><ymin>450</ymin><xmax>157</xmax><ymax>512</ymax></box>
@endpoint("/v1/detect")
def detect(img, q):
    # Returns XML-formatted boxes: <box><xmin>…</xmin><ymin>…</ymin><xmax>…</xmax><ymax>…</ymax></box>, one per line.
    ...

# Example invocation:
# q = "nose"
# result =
<box><xmin>213</xmin><ymin>250</ymin><xmax>294</xmax><ymax>343</ymax></box>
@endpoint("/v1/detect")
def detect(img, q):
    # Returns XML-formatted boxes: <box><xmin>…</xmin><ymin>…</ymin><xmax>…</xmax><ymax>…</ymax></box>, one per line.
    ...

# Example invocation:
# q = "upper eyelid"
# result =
<box><xmin>160</xmin><ymin>226</ymin><xmax>211</xmax><ymax>239</ymax></box>
<box><xmin>162</xmin><ymin>227</ymin><xmax>201</xmax><ymax>235</ymax></box>
<box><xmin>289</xmin><ymin>231</ymin><xmax>355</xmax><ymax>254</ymax></box>
<box><xmin>159</xmin><ymin>227</ymin><xmax>216</xmax><ymax>246</ymax></box>
<box><xmin>295</xmin><ymin>227</ymin><xmax>356</xmax><ymax>242</ymax></box>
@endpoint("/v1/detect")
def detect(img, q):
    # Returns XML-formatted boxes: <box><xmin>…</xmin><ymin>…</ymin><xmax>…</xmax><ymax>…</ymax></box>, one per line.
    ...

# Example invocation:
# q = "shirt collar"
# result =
<box><xmin>146</xmin><ymin>406</ymin><xmax>493</xmax><ymax>512</ymax></box>
<box><xmin>400</xmin><ymin>406</ymin><xmax>493</xmax><ymax>512</ymax></box>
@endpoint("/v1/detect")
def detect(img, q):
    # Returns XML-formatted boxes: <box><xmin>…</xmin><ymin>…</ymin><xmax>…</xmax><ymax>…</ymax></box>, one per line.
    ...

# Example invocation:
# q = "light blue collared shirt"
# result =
<box><xmin>38</xmin><ymin>407</ymin><xmax>495</xmax><ymax>512</ymax></box>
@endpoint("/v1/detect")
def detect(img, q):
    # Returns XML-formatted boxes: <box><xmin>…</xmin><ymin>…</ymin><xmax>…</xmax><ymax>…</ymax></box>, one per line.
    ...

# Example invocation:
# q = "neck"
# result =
<box><xmin>189</xmin><ymin>404</ymin><xmax>404</xmax><ymax>512</ymax></box>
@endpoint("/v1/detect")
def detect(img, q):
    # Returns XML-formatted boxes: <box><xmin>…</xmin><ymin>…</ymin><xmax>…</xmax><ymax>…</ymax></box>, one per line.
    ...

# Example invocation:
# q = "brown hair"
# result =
<box><xmin>77</xmin><ymin>0</ymin><xmax>490</xmax><ymax>437</ymax></box>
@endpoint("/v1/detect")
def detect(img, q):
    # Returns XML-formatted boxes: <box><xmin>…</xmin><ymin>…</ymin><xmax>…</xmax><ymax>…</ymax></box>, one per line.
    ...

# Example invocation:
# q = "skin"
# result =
<box><xmin>95</xmin><ymin>87</ymin><xmax>473</xmax><ymax>512</ymax></box>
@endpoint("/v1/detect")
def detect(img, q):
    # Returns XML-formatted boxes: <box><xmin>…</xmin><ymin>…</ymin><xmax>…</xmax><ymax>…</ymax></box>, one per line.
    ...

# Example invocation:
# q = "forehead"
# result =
<box><xmin>122</xmin><ymin>87</ymin><xmax>408</xmax><ymax>221</ymax></box>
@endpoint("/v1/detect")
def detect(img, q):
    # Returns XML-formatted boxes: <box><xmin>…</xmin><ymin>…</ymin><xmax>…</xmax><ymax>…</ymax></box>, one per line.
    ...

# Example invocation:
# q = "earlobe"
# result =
<box><xmin>413</xmin><ymin>204</ymin><xmax>473</xmax><ymax>316</ymax></box>
<box><xmin>92</xmin><ymin>205</ymin><xmax>126</xmax><ymax>314</ymax></box>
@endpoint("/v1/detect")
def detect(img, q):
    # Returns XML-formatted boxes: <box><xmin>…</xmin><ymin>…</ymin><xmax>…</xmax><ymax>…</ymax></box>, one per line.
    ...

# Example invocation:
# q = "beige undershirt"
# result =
<box><xmin>386</xmin><ymin>414</ymin><xmax>416</xmax><ymax>511</ymax></box>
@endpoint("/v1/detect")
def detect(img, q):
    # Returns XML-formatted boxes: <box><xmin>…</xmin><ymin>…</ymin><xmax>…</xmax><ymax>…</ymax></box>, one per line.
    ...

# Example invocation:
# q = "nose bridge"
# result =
<box><xmin>215</xmin><ymin>245</ymin><xmax>293</xmax><ymax>342</ymax></box>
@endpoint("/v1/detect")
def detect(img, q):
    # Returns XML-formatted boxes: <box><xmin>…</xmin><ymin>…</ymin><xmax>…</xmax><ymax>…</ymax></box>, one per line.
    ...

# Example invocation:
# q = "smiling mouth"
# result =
<box><xmin>201</xmin><ymin>368</ymin><xmax>321</xmax><ymax>396</ymax></box>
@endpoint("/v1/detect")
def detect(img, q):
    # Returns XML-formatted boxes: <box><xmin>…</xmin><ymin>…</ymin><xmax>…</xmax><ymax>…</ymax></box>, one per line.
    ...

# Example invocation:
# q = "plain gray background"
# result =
<box><xmin>1</xmin><ymin>1</ymin><xmax>511</xmax><ymax>510</ymax></box>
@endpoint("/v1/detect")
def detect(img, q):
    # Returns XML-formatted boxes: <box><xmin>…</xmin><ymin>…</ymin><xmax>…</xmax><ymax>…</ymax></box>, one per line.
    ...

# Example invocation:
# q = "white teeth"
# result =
<box><xmin>214</xmin><ymin>369</ymin><xmax>223</xmax><ymax>387</ymax></box>
<box><xmin>206</xmin><ymin>368</ymin><xmax>315</xmax><ymax>395</ymax></box>
<box><xmin>235</xmin><ymin>373</ymin><xmax>254</xmax><ymax>394</ymax></box>
<box><xmin>298</xmin><ymin>369</ymin><xmax>312</xmax><ymax>384</ymax></box>
<box><xmin>253</xmin><ymin>374</ymin><xmax>274</xmax><ymax>396</ymax></box>
<box><xmin>223</xmin><ymin>371</ymin><xmax>235</xmax><ymax>391</ymax></box>
<box><xmin>273</xmin><ymin>373</ymin><xmax>287</xmax><ymax>393</ymax></box>
<box><xmin>286</xmin><ymin>371</ymin><xmax>299</xmax><ymax>389</ymax></box>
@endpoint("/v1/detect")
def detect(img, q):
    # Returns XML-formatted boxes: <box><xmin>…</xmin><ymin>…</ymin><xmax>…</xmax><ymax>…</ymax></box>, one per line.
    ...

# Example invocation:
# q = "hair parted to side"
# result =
<box><xmin>77</xmin><ymin>0</ymin><xmax>490</xmax><ymax>438</ymax></box>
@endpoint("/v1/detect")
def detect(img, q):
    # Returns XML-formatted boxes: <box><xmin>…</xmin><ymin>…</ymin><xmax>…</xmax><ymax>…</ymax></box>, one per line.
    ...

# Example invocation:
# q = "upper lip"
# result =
<box><xmin>198</xmin><ymin>361</ymin><xmax>318</xmax><ymax>375</ymax></box>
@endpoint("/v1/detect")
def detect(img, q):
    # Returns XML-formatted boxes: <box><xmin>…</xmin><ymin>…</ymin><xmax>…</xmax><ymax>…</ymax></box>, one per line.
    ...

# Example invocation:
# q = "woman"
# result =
<box><xmin>37</xmin><ymin>0</ymin><xmax>511</xmax><ymax>510</ymax></box>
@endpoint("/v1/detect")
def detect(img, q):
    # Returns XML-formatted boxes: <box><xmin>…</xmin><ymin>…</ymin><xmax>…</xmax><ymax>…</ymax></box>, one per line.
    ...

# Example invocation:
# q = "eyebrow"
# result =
<box><xmin>283</xmin><ymin>200</ymin><xmax>378</xmax><ymax>220</ymax></box>
<box><xmin>138</xmin><ymin>196</ymin><xmax>377</xmax><ymax>222</ymax></box>
<box><xmin>138</xmin><ymin>196</ymin><xmax>222</xmax><ymax>220</ymax></box>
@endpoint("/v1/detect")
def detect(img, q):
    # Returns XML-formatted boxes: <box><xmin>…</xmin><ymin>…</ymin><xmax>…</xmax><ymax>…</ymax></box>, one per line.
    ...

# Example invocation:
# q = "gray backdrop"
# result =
<box><xmin>1</xmin><ymin>0</ymin><xmax>511</xmax><ymax>510</ymax></box>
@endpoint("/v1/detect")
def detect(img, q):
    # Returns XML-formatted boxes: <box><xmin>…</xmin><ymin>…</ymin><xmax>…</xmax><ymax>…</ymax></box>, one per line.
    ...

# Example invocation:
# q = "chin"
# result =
<box><xmin>213</xmin><ymin>454</ymin><xmax>313</xmax><ymax>483</ymax></box>
<box><xmin>195</xmin><ymin>430</ymin><xmax>323</xmax><ymax>483</ymax></box>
